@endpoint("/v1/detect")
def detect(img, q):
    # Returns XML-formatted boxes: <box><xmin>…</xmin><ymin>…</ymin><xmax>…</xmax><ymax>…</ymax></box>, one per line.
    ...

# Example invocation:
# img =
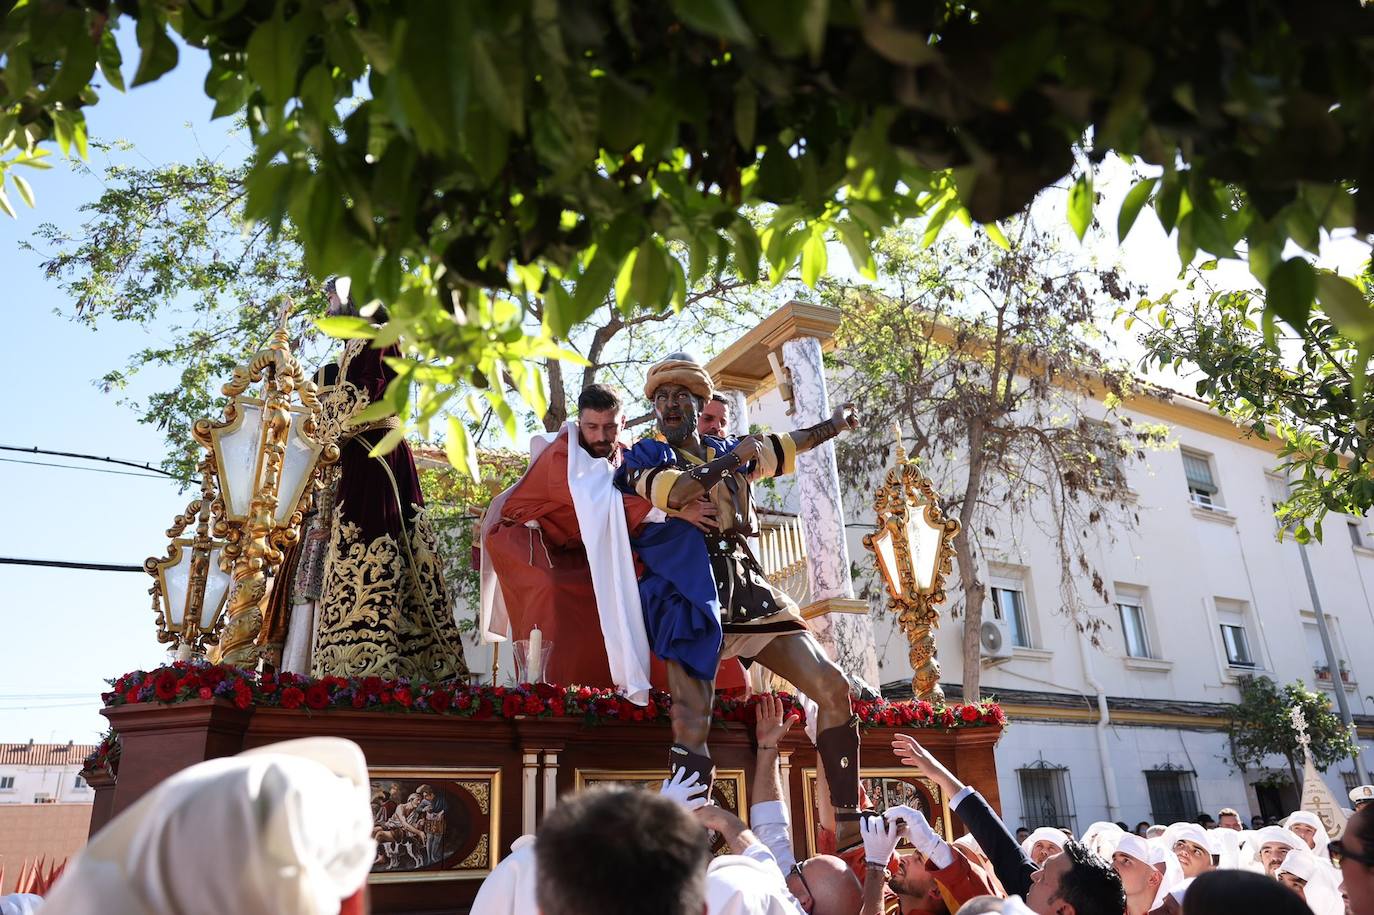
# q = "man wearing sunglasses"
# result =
<box><xmin>1334</xmin><ymin>805</ymin><xmax>1374</xmax><ymax>915</ymax></box>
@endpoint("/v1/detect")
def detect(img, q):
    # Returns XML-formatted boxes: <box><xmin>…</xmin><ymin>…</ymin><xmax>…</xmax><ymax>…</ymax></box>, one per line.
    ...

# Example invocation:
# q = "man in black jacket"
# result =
<box><xmin>890</xmin><ymin>733</ymin><xmax>1125</xmax><ymax>915</ymax></box>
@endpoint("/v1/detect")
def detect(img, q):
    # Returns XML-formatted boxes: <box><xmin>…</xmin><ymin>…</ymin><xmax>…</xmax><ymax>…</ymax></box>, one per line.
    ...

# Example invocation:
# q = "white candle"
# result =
<box><xmin>795</xmin><ymin>518</ymin><xmax>807</xmax><ymax>558</ymax></box>
<box><xmin>528</xmin><ymin>626</ymin><xmax>543</xmax><ymax>683</ymax></box>
<box><xmin>783</xmin><ymin>522</ymin><xmax>795</xmax><ymax>569</ymax></box>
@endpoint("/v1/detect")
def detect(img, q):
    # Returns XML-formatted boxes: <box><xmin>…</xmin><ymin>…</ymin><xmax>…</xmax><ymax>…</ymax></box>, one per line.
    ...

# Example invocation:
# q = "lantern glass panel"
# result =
<box><xmin>871</xmin><ymin>527</ymin><xmax>902</xmax><ymax>598</ymax></box>
<box><xmin>160</xmin><ymin>544</ymin><xmax>191</xmax><ymax>629</ymax></box>
<box><xmin>275</xmin><ymin>409</ymin><xmax>321</xmax><ymax>526</ymax></box>
<box><xmin>217</xmin><ymin>402</ymin><xmax>263</xmax><ymax>520</ymax></box>
<box><xmin>906</xmin><ymin>510</ymin><xmax>944</xmax><ymax>593</ymax></box>
<box><xmin>200</xmin><ymin>544</ymin><xmax>232</xmax><ymax>630</ymax></box>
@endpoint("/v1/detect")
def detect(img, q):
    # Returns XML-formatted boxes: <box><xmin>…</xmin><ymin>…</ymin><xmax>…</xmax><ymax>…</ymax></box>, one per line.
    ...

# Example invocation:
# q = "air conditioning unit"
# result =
<box><xmin>980</xmin><ymin>618</ymin><xmax>1014</xmax><ymax>662</ymax></box>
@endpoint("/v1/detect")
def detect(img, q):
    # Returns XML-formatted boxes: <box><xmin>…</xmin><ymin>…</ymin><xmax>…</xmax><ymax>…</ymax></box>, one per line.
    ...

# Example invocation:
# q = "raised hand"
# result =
<box><xmin>660</xmin><ymin>767</ymin><xmax>710</xmax><ymax>811</ymax></box>
<box><xmin>831</xmin><ymin>402</ymin><xmax>858</xmax><ymax>431</ymax></box>
<box><xmin>861</xmin><ymin>812</ymin><xmax>903</xmax><ymax>866</ymax></box>
<box><xmin>730</xmin><ymin>434</ymin><xmax>765</xmax><ymax>463</ymax></box>
<box><xmin>754</xmin><ymin>693</ymin><xmax>800</xmax><ymax>749</ymax></box>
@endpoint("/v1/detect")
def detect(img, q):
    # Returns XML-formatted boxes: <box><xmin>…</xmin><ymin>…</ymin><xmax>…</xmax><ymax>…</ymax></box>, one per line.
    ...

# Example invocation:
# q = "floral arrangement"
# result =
<box><xmin>80</xmin><ymin>729</ymin><xmax>121</xmax><ymax>781</ymax></box>
<box><xmin>101</xmin><ymin>662</ymin><xmax>1007</xmax><ymax>730</ymax></box>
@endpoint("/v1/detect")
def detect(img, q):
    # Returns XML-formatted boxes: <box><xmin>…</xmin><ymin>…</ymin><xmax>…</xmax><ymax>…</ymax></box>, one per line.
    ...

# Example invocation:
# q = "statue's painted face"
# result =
<box><xmin>652</xmin><ymin>383</ymin><xmax>700</xmax><ymax>445</ymax></box>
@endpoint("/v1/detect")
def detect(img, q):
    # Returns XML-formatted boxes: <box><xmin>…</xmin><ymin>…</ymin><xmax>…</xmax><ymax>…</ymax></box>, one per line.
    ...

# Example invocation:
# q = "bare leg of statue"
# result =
<box><xmin>753</xmin><ymin>632</ymin><xmax>861</xmax><ymax>848</ymax></box>
<box><xmin>667</xmin><ymin>658</ymin><xmax>717</xmax><ymax>791</ymax></box>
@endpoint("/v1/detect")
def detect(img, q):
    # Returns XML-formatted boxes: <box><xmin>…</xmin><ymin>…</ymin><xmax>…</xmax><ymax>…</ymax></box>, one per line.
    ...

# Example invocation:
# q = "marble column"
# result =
<box><xmin>721</xmin><ymin>388</ymin><xmax>750</xmax><ymax>437</ymax></box>
<box><xmin>780</xmin><ymin>335</ymin><xmax>880</xmax><ymax>685</ymax></box>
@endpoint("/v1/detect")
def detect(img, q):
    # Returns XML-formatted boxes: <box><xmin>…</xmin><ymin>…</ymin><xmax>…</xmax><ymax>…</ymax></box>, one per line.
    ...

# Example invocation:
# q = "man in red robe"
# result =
<box><xmin>483</xmin><ymin>384</ymin><xmax>737</xmax><ymax>690</ymax></box>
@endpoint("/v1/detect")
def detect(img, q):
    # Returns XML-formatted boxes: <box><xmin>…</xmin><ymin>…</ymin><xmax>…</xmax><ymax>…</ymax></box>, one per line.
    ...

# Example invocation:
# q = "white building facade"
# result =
<box><xmin>712</xmin><ymin>304</ymin><xmax>1374</xmax><ymax>832</ymax></box>
<box><xmin>0</xmin><ymin>742</ymin><xmax>96</xmax><ymax>806</ymax></box>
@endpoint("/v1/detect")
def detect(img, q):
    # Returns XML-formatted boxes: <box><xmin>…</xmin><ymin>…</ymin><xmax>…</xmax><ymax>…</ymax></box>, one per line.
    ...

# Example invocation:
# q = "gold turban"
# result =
<box><xmin>643</xmin><ymin>357</ymin><xmax>714</xmax><ymax>401</ymax></box>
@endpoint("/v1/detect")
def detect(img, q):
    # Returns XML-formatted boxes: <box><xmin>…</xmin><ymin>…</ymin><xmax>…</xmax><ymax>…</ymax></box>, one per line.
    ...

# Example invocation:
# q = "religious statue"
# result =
<box><xmin>615</xmin><ymin>354</ymin><xmax>868</xmax><ymax>846</ymax></box>
<box><xmin>262</xmin><ymin>277</ymin><xmax>468</xmax><ymax>681</ymax></box>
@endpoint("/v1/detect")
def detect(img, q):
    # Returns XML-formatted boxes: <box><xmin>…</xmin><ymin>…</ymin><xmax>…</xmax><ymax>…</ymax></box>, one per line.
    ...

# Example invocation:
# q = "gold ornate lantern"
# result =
<box><xmin>190</xmin><ymin>303</ymin><xmax>338</xmax><ymax>667</ymax></box>
<box><xmin>862</xmin><ymin>424</ymin><xmax>960</xmax><ymax>702</ymax></box>
<box><xmin>146</xmin><ymin>453</ymin><xmax>234</xmax><ymax>658</ymax></box>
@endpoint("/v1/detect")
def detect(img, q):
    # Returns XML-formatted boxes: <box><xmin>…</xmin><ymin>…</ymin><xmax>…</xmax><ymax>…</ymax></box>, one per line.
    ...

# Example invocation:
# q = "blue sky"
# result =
<box><xmin>0</xmin><ymin>29</ymin><xmax>246</xmax><ymax>742</ymax></box>
<box><xmin>2</xmin><ymin>29</ymin><xmax>1369</xmax><ymax>744</ymax></box>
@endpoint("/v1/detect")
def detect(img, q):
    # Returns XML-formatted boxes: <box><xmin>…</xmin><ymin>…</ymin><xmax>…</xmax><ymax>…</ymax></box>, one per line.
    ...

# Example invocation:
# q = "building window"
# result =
<box><xmin>1345</xmin><ymin>772</ymin><xmax>1362</xmax><ymax>793</ymax></box>
<box><xmin>33</xmin><ymin>794</ymin><xmax>55</xmax><ymax>804</ymax></box>
<box><xmin>991</xmin><ymin>586</ymin><xmax>1032</xmax><ymax>649</ymax></box>
<box><xmin>1145</xmin><ymin>766</ymin><xmax>1200</xmax><ymax>825</ymax></box>
<box><xmin>0</xmin><ymin>776</ymin><xmax>13</xmax><ymax>790</ymax></box>
<box><xmin>1117</xmin><ymin>598</ymin><xmax>1152</xmax><ymax>659</ymax></box>
<box><xmin>1183</xmin><ymin>450</ymin><xmax>1221</xmax><ymax>509</ymax></box>
<box><xmin>1220</xmin><ymin>624</ymin><xmax>1253</xmax><ymax>667</ymax></box>
<box><xmin>1349</xmin><ymin>519</ymin><xmax>1371</xmax><ymax>549</ymax></box>
<box><xmin>1086</xmin><ymin>421</ymin><xmax>1124</xmax><ymax>484</ymax></box>
<box><xmin>1017</xmin><ymin>760</ymin><xmax>1077</xmax><ymax>833</ymax></box>
<box><xmin>73</xmin><ymin>775</ymin><xmax>87</xmax><ymax>790</ymax></box>
<box><xmin>1216</xmin><ymin>599</ymin><xmax>1256</xmax><ymax>668</ymax></box>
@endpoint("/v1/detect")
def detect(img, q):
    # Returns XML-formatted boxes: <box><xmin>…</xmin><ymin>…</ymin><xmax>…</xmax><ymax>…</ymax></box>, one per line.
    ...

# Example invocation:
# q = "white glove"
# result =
<box><xmin>660</xmin><ymin>768</ymin><xmax>710</xmax><ymax>811</ymax></box>
<box><xmin>861</xmin><ymin>813</ymin><xmax>902</xmax><ymax>866</ymax></box>
<box><xmin>885</xmin><ymin>804</ymin><xmax>953</xmax><ymax>868</ymax></box>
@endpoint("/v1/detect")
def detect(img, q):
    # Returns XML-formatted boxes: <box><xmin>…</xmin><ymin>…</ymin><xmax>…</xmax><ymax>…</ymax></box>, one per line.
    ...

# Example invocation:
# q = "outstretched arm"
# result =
<box><xmin>786</xmin><ymin>403</ymin><xmax>859</xmax><ymax>456</ymax></box>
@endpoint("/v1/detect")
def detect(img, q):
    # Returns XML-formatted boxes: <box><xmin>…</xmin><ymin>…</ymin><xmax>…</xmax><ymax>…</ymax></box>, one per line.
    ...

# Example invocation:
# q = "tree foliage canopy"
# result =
<box><xmin>1226</xmin><ymin>676</ymin><xmax>1356</xmax><ymax>783</ymax></box>
<box><xmin>5</xmin><ymin>0</ymin><xmax>1374</xmax><ymax>471</ymax></box>
<box><xmin>829</xmin><ymin>223</ymin><xmax>1168</xmax><ymax>698</ymax></box>
<box><xmin>1134</xmin><ymin>267</ymin><xmax>1374</xmax><ymax>539</ymax></box>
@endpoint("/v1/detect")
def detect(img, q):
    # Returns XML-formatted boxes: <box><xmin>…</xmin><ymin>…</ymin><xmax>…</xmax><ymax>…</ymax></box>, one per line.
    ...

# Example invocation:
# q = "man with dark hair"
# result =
<box><xmin>1338</xmin><ymin>804</ymin><xmax>1374</xmax><ymax>915</ymax></box>
<box><xmin>482</xmin><ymin>381</ymin><xmax>725</xmax><ymax>693</ymax></box>
<box><xmin>535</xmin><ymin>787</ymin><xmax>709</xmax><ymax>915</ymax></box>
<box><xmin>1195</xmin><ymin>813</ymin><xmax>1216</xmax><ymax>829</ymax></box>
<box><xmin>1025</xmin><ymin>841</ymin><xmax>1127</xmax><ymax>915</ymax></box>
<box><xmin>698</xmin><ymin>392</ymin><xmax>732</xmax><ymax>437</ymax></box>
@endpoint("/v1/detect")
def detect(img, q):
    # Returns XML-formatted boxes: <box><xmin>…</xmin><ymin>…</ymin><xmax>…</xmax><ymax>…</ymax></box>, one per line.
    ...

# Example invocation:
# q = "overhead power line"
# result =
<box><xmin>0</xmin><ymin>557</ymin><xmax>143</xmax><ymax>573</ymax></box>
<box><xmin>0</xmin><ymin>445</ymin><xmax>197</xmax><ymax>483</ymax></box>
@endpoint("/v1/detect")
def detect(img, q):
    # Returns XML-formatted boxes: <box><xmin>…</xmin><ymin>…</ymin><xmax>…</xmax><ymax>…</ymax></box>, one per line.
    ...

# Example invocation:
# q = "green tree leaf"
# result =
<box><xmin>11</xmin><ymin>173</ymin><xmax>34</xmax><ymax>208</ymax></box>
<box><xmin>801</xmin><ymin>228</ymin><xmax>827</xmax><ymax>287</ymax></box>
<box><xmin>132</xmin><ymin>15</ymin><xmax>179</xmax><ymax>88</ymax></box>
<box><xmin>1067</xmin><ymin>172</ymin><xmax>1093</xmax><ymax>241</ymax></box>
<box><xmin>1117</xmin><ymin>176</ymin><xmax>1157</xmax><ymax>242</ymax></box>
<box><xmin>1315</xmin><ymin>271</ymin><xmax>1374</xmax><ymax>343</ymax></box>
<box><xmin>246</xmin><ymin>11</ymin><xmax>305</xmax><ymax>105</ymax></box>
<box><xmin>672</xmin><ymin>0</ymin><xmax>755</xmax><ymax>46</ymax></box>
<box><xmin>97</xmin><ymin>26</ymin><xmax>125</xmax><ymax>92</ymax></box>
<box><xmin>1266</xmin><ymin>258</ymin><xmax>1316</xmax><ymax>330</ymax></box>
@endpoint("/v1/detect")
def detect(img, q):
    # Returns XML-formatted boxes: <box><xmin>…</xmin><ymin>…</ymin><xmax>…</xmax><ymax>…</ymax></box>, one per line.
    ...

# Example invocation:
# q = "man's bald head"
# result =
<box><xmin>785</xmin><ymin>855</ymin><xmax>861</xmax><ymax>915</ymax></box>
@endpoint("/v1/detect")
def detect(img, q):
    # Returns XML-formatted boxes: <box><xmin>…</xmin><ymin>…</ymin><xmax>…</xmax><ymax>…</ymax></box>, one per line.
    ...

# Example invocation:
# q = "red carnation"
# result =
<box><xmin>379</xmin><ymin>690</ymin><xmax>393</xmax><ymax>704</ymax></box>
<box><xmin>304</xmin><ymin>684</ymin><xmax>330</xmax><ymax>710</ymax></box>
<box><xmin>202</xmin><ymin>666</ymin><xmax>227</xmax><ymax>686</ymax></box>
<box><xmin>198</xmin><ymin>686</ymin><xmax>212</xmax><ymax>700</ymax></box>
<box><xmin>550</xmin><ymin>697</ymin><xmax>566</xmax><ymax>716</ymax></box>
<box><xmin>260</xmin><ymin>675</ymin><xmax>277</xmax><ymax>694</ymax></box>
<box><xmin>279</xmin><ymin>687</ymin><xmax>305</xmax><ymax>709</ymax></box>
<box><xmin>153</xmin><ymin>671</ymin><xmax>179</xmax><ymax>702</ymax></box>
<box><xmin>524</xmin><ymin>696</ymin><xmax>545</xmax><ymax>715</ymax></box>
<box><xmin>395</xmin><ymin>687</ymin><xmax>413</xmax><ymax>708</ymax></box>
<box><xmin>502</xmin><ymin>695</ymin><xmax>523</xmax><ymax>718</ymax></box>
<box><xmin>457</xmin><ymin>694</ymin><xmax>473</xmax><ymax>710</ymax></box>
<box><xmin>362</xmin><ymin>676</ymin><xmax>383</xmax><ymax>695</ymax></box>
<box><xmin>475</xmin><ymin>698</ymin><xmax>494</xmax><ymax>720</ymax></box>
<box><xmin>429</xmin><ymin>690</ymin><xmax>451</xmax><ymax>713</ymax></box>
<box><xmin>940</xmin><ymin>708</ymin><xmax>957</xmax><ymax>727</ymax></box>
<box><xmin>124</xmin><ymin>688</ymin><xmax>141</xmax><ymax>704</ymax></box>
<box><xmin>351</xmin><ymin>693</ymin><xmax>366</xmax><ymax>708</ymax></box>
<box><xmin>960</xmin><ymin>705</ymin><xmax>980</xmax><ymax>722</ymax></box>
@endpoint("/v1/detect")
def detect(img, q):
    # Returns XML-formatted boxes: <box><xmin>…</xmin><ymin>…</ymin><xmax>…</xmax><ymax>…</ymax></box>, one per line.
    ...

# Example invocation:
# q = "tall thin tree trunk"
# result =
<box><xmin>959</xmin><ymin>422</ymin><xmax>988</xmax><ymax>702</ymax></box>
<box><xmin>544</xmin><ymin>359</ymin><xmax>567</xmax><ymax>432</ymax></box>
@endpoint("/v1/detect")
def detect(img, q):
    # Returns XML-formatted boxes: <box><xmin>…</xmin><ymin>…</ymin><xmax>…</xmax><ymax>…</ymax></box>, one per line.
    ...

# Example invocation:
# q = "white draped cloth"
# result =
<box><xmin>1283</xmin><ymin>810</ymin><xmax>1332</xmax><ymax>856</ymax></box>
<box><xmin>478</xmin><ymin>422</ymin><xmax>655</xmax><ymax>704</ymax></box>
<box><xmin>469</xmin><ymin>834</ymin><xmax>539</xmax><ymax>915</ymax></box>
<box><xmin>40</xmin><ymin>738</ymin><xmax>375</xmax><ymax>915</ymax></box>
<box><xmin>1238</xmin><ymin>825</ymin><xmax>1307</xmax><ymax>874</ymax></box>
<box><xmin>1276</xmin><ymin>847</ymin><xmax>1344</xmax><ymax>915</ymax></box>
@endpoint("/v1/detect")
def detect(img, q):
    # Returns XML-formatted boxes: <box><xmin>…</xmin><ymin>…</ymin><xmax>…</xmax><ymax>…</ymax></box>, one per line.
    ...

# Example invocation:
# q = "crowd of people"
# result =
<box><xmin>0</xmin><ymin>717</ymin><xmax>1368</xmax><ymax>915</ymax></box>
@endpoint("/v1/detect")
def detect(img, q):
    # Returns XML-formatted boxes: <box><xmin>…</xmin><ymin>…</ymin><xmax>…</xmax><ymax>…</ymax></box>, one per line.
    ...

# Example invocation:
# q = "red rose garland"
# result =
<box><xmin>100</xmin><ymin>662</ymin><xmax>1007</xmax><ymax>730</ymax></box>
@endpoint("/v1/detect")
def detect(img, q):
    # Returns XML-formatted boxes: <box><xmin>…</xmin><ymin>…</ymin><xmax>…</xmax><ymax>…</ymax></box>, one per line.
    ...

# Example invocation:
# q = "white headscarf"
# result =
<box><xmin>1276</xmin><ymin>848</ymin><xmax>1344</xmax><ymax>915</ymax></box>
<box><xmin>41</xmin><ymin>738</ymin><xmax>375</xmax><ymax>915</ymax></box>
<box><xmin>1283</xmin><ymin>810</ymin><xmax>1331</xmax><ymax>855</ymax></box>
<box><xmin>1238</xmin><ymin>825</ymin><xmax>1306</xmax><ymax>874</ymax></box>
<box><xmin>706</xmin><ymin>854</ymin><xmax>797</xmax><ymax>915</ymax></box>
<box><xmin>0</xmin><ymin>896</ymin><xmax>43</xmax><ymax>915</ymax></box>
<box><xmin>1020</xmin><ymin>827</ymin><xmax>1067</xmax><ymax>859</ymax></box>
<box><xmin>1080</xmin><ymin>821</ymin><xmax>1125</xmax><ymax>859</ymax></box>
<box><xmin>1207</xmin><ymin>827</ymin><xmax>1244</xmax><ymax>869</ymax></box>
<box><xmin>470</xmin><ymin>834</ymin><xmax>539</xmax><ymax>915</ymax></box>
